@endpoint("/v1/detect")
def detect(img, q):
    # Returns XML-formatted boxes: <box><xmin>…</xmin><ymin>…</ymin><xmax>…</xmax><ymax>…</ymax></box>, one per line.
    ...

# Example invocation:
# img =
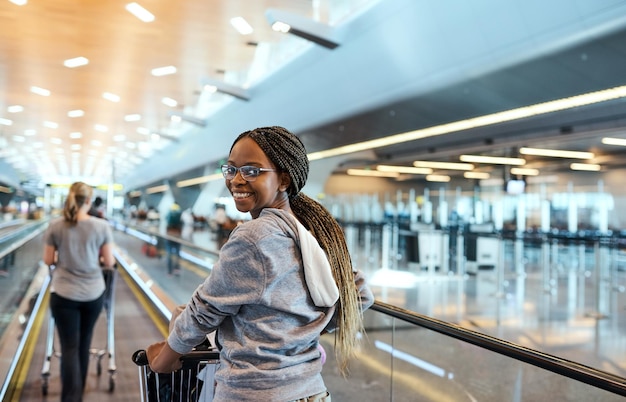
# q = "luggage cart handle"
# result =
<box><xmin>132</xmin><ymin>349</ymin><xmax>149</xmax><ymax>366</ymax></box>
<box><xmin>132</xmin><ymin>349</ymin><xmax>220</xmax><ymax>368</ymax></box>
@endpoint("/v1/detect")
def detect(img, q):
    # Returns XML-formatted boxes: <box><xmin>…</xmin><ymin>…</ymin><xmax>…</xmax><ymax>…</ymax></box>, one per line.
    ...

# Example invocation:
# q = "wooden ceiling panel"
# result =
<box><xmin>0</xmin><ymin>0</ymin><xmax>314</xmax><ymax>185</ymax></box>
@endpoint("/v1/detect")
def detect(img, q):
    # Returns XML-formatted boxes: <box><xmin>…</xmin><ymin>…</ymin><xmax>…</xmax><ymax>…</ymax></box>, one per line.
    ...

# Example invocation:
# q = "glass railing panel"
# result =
<box><xmin>0</xmin><ymin>224</ymin><xmax>48</xmax><ymax>337</ymax></box>
<box><xmin>112</xmin><ymin>226</ymin><xmax>218</xmax><ymax>307</ymax></box>
<box><xmin>320</xmin><ymin>307</ymin><xmax>625</xmax><ymax>401</ymax></box>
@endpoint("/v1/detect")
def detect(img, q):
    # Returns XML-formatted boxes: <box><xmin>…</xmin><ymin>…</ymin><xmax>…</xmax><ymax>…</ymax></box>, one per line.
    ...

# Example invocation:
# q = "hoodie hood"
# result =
<box><xmin>261</xmin><ymin>208</ymin><xmax>339</xmax><ymax>307</ymax></box>
<box><xmin>256</xmin><ymin>209</ymin><xmax>339</xmax><ymax>307</ymax></box>
<box><xmin>291</xmin><ymin>216</ymin><xmax>340</xmax><ymax>307</ymax></box>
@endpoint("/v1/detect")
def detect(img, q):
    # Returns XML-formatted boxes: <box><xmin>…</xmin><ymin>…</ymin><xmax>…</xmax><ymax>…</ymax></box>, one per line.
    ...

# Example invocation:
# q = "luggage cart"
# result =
<box><xmin>132</xmin><ymin>346</ymin><xmax>219</xmax><ymax>402</ymax></box>
<box><xmin>41</xmin><ymin>266</ymin><xmax>118</xmax><ymax>395</ymax></box>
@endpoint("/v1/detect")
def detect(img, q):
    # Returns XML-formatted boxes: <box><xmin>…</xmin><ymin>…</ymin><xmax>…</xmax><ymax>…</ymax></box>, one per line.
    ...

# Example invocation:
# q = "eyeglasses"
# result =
<box><xmin>221</xmin><ymin>164</ymin><xmax>276</xmax><ymax>182</ymax></box>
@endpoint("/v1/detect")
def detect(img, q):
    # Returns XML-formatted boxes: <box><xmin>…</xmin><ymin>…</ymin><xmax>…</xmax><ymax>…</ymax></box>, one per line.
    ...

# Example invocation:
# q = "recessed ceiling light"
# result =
<box><xmin>63</xmin><ymin>57</ymin><xmax>89</xmax><ymax>68</ymax></box>
<box><xmin>30</xmin><ymin>86</ymin><xmax>50</xmax><ymax>96</ymax></box>
<box><xmin>68</xmin><ymin>109</ymin><xmax>84</xmax><ymax>117</ymax></box>
<box><xmin>161</xmin><ymin>97</ymin><xmax>178</xmax><ymax>107</ymax></box>
<box><xmin>7</xmin><ymin>105</ymin><xmax>23</xmax><ymax>113</ymax></box>
<box><xmin>125</xmin><ymin>2</ymin><xmax>155</xmax><ymax>22</ymax></box>
<box><xmin>151</xmin><ymin>66</ymin><xmax>177</xmax><ymax>76</ymax></box>
<box><xmin>102</xmin><ymin>92</ymin><xmax>120</xmax><ymax>102</ymax></box>
<box><xmin>230</xmin><ymin>17</ymin><xmax>253</xmax><ymax>35</ymax></box>
<box><xmin>125</xmin><ymin>114</ymin><xmax>141</xmax><ymax>122</ymax></box>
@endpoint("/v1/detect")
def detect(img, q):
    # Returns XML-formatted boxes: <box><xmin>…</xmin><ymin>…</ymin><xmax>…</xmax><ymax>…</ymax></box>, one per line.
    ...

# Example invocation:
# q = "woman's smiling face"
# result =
<box><xmin>226</xmin><ymin>137</ymin><xmax>291</xmax><ymax>219</ymax></box>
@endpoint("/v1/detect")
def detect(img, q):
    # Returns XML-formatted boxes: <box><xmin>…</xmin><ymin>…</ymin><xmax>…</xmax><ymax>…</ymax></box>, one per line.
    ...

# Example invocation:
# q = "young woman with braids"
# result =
<box><xmin>43</xmin><ymin>181</ymin><xmax>115</xmax><ymax>402</ymax></box>
<box><xmin>146</xmin><ymin>126</ymin><xmax>374</xmax><ymax>401</ymax></box>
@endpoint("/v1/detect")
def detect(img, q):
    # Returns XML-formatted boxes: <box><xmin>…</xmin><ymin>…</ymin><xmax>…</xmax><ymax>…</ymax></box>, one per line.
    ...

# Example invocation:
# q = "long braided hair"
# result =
<box><xmin>230</xmin><ymin>126</ymin><xmax>365</xmax><ymax>374</ymax></box>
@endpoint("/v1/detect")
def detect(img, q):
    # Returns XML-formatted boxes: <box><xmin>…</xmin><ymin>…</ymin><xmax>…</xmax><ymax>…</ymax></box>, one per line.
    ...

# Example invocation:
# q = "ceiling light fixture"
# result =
<box><xmin>307</xmin><ymin>84</ymin><xmax>626</xmax><ymax>161</ymax></box>
<box><xmin>601</xmin><ymin>137</ymin><xmax>626</xmax><ymax>147</ymax></box>
<box><xmin>125</xmin><ymin>114</ymin><xmax>142</xmax><ymax>122</ymax></box>
<box><xmin>63</xmin><ymin>57</ymin><xmax>89</xmax><ymax>68</ymax></box>
<box><xmin>7</xmin><ymin>105</ymin><xmax>23</xmax><ymax>113</ymax></box>
<box><xmin>145</xmin><ymin>184</ymin><xmax>169</xmax><ymax>194</ymax></box>
<box><xmin>230</xmin><ymin>16</ymin><xmax>253</xmax><ymax>35</ymax></box>
<box><xmin>510</xmin><ymin>167</ymin><xmax>539</xmax><ymax>176</ymax></box>
<box><xmin>200</xmin><ymin>77</ymin><xmax>249</xmax><ymax>101</ymax></box>
<box><xmin>519</xmin><ymin>147</ymin><xmax>593</xmax><ymax>159</ymax></box>
<box><xmin>177</xmin><ymin>173</ymin><xmax>222</xmax><ymax>188</ymax></box>
<box><xmin>125</xmin><ymin>2</ymin><xmax>155</xmax><ymax>23</ymax></box>
<box><xmin>570</xmin><ymin>163</ymin><xmax>601</xmax><ymax>171</ymax></box>
<box><xmin>30</xmin><ymin>86</ymin><xmax>50</xmax><ymax>96</ymax></box>
<box><xmin>413</xmin><ymin>160</ymin><xmax>474</xmax><ymax>170</ymax></box>
<box><xmin>67</xmin><ymin>110</ymin><xmax>84</xmax><ymax>118</ymax></box>
<box><xmin>168</xmin><ymin>111</ymin><xmax>208</xmax><ymax>127</ymax></box>
<box><xmin>464</xmin><ymin>171</ymin><xmax>490</xmax><ymax>179</ymax></box>
<box><xmin>102</xmin><ymin>92</ymin><xmax>120</xmax><ymax>102</ymax></box>
<box><xmin>426</xmin><ymin>174</ymin><xmax>450</xmax><ymax>182</ymax></box>
<box><xmin>346</xmin><ymin>169</ymin><xmax>399</xmax><ymax>178</ymax></box>
<box><xmin>459</xmin><ymin>155</ymin><xmax>525</xmax><ymax>165</ymax></box>
<box><xmin>376</xmin><ymin>165</ymin><xmax>432</xmax><ymax>175</ymax></box>
<box><xmin>161</xmin><ymin>97</ymin><xmax>178</xmax><ymax>107</ymax></box>
<box><xmin>266</xmin><ymin>9</ymin><xmax>340</xmax><ymax>49</ymax></box>
<box><xmin>151</xmin><ymin>65</ymin><xmax>177</xmax><ymax>76</ymax></box>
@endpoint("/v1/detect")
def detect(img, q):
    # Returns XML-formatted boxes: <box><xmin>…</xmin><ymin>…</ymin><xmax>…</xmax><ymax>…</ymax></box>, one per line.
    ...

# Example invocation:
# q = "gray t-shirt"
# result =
<box><xmin>44</xmin><ymin>216</ymin><xmax>113</xmax><ymax>301</ymax></box>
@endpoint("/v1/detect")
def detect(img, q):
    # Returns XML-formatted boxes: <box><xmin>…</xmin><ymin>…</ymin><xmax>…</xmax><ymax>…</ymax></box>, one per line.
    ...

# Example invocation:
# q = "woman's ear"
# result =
<box><xmin>279</xmin><ymin>172</ymin><xmax>291</xmax><ymax>193</ymax></box>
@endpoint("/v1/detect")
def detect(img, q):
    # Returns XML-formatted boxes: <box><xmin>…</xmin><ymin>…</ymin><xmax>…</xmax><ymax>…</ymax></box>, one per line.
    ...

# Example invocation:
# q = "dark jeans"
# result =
<box><xmin>166</xmin><ymin>240</ymin><xmax>181</xmax><ymax>274</ymax></box>
<box><xmin>50</xmin><ymin>292</ymin><xmax>105</xmax><ymax>402</ymax></box>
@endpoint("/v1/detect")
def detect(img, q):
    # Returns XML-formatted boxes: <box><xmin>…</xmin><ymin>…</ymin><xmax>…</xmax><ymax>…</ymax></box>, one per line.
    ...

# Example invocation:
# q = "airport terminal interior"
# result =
<box><xmin>2</xmin><ymin>0</ymin><xmax>626</xmax><ymax>401</ymax></box>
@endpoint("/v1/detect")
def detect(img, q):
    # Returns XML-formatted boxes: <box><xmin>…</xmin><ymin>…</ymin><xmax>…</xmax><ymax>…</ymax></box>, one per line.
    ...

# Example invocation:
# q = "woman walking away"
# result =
<box><xmin>43</xmin><ymin>181</ymin><xmax>115</xmax><ymax>402</ymax></box>
<box><xmin>146</xmin><ymin>126</ymin><xmax>374</xmax><ymax>401</ymax></box>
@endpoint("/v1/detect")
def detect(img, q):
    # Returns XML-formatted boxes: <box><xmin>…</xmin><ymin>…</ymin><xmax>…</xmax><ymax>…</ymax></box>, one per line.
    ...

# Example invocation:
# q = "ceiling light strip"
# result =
<box><xmin>413</xmin><ymin>161</ymin><xmax>474</xmax><ymax>170</ymax></box>
<box><xmin>519</xmin><ymin>147</ymin><xmax>593</xmax><ymax>159</ymax></box>
<box><xmin>376</xmin><ymin>165</ymin><xmax>432</xmax><ymax>175</ymax></box>
<box><xmin>177</xmin><ymin>173</ymin><xmax>222</xmax><ymax>188</ymax></box>
<box><xmin>145</xmin><ymin>184</ymin><xmax>169</xmax><ymax>194</ymax></box>
<box><xmin>510</xmin><ymin>167</ymin><xmax>539</xmax><ymax>176</ymax></box>
<box><xmin>570</xmin><ymin>163</ymin><xmax>601</xmax><ymax>171</ymax></box>
<box><xmin>601</xmin><ymin>137</ymin><xmax>626</xmax><ymax>147</ymax></box>
<box><xmin>346</xmin><ymin>169</ymin><xmax>399</xmax><ymax>178</ymax></box>
<box><xmin>307</xmin><ymin>84</ymin><xmax>626</xmax><ymax>161</ymax></box>
<box><xmin>459</xmin><ymin>155</ymin><xmax>525</xmax><ymax>165</ymax></box>
<box><xmin>464</xmin><ymin>171</ymin><xmax>490</xmax><ymax>179</ymax></box>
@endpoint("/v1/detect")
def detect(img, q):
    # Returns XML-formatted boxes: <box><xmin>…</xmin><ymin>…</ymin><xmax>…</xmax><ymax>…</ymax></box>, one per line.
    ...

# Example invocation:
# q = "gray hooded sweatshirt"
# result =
<box><xmin>168</xmin><ymin>208</ymin><xmax>374</xmax><ymax>401</ymax></box>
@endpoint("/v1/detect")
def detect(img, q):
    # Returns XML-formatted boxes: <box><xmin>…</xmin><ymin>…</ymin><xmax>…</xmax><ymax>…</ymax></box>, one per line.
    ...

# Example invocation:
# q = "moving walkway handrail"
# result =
<box><xmin>370</xmin><ymin>300</ymin><xmax>626</xmax><ymax>397</ymax></box>
<box><xmin>113</xmin><ymin>220</ymin><xmax>220</xmax><ymax>256</ymax></box>
<box><xmin>0</xmin><ymin>269</ymin><xmax>50</xmax><ymax>401</ymax></box>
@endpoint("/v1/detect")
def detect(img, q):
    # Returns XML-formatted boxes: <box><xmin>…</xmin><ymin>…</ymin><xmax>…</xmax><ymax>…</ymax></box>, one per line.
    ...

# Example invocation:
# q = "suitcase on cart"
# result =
<box><xmin>132</xmin><ymin>343</ymin><xmax>220</xmax><ymax>402</ymax></box>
